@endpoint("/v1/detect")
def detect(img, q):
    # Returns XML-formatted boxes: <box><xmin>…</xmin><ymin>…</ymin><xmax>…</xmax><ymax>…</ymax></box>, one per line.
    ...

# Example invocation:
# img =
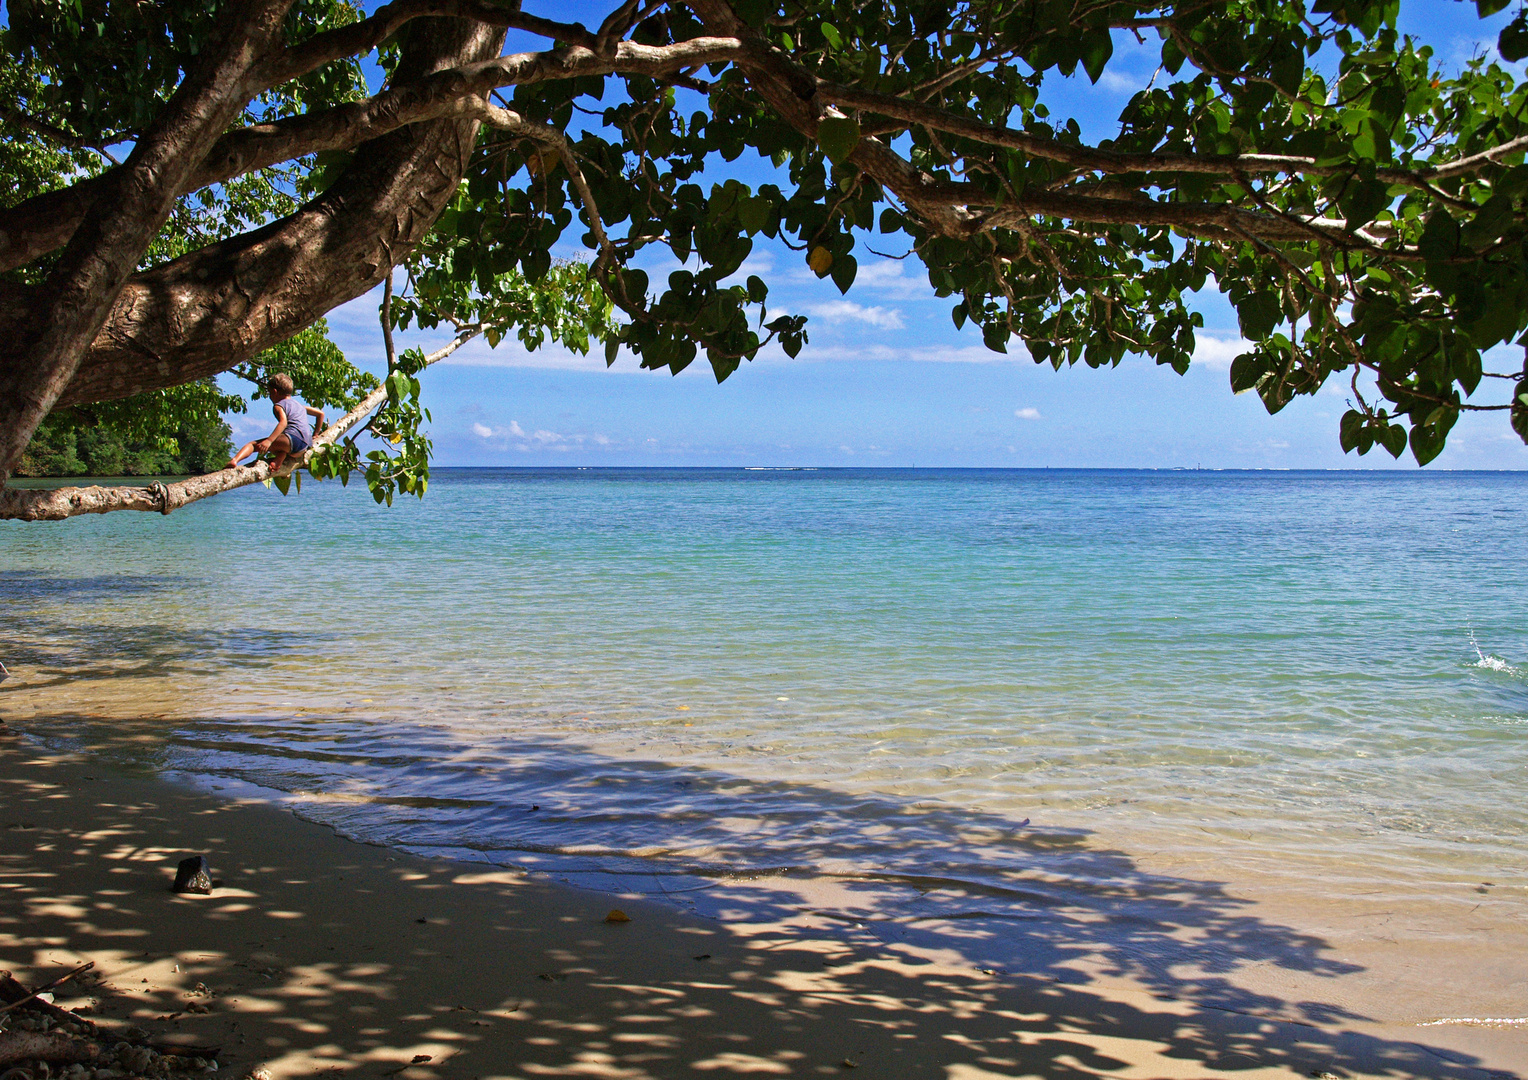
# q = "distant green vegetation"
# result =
<box><xmin>14</xmin><ymin>381</ymin><xmax>232</xmax><ymax>478</ymax></box>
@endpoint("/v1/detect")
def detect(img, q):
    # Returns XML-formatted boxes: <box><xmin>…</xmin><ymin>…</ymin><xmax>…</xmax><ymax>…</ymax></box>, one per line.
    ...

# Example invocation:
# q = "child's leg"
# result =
<box><xmin>227</xmin><ymin>440</ymin><xmax>260</xmax><ymax>468</ymax></box>
<box><xmin>266</xmin><ymin>433</ymin><xmax>293</xmax><ymax>473</ymax></box>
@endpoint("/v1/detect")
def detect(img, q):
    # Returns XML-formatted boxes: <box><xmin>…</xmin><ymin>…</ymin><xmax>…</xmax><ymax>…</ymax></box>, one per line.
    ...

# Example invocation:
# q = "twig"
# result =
<box><xmin>0</xmin><ymin>962</ymin><xmax>95</xmax><ymax>1016</ymax></box>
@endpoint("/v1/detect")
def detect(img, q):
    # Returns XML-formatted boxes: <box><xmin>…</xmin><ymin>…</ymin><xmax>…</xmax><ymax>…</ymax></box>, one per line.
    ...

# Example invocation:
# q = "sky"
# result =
<box><xmin>228</xmin><ymin>1</ymin><xmax>1528</xmax><ymax>470</ymax></box>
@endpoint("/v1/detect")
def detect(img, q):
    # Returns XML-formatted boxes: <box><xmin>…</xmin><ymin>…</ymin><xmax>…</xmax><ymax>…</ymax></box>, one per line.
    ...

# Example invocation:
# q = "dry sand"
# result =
<box><xmin>1</xmin><ymin>735</ymin><xmax>1523</xmax><ymax>1080</ymax></box>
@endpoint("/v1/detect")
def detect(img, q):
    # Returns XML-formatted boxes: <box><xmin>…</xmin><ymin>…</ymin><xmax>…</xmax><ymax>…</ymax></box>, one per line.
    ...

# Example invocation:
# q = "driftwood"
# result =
<box><xmin>0</xmin><ymin>1031</ymin><xmax>102</xmax><ymax>1068</ymax></box>
<box><xmin>0</xmin><ymin>962</ymin><xmax>94</xmax><ymax>1016</ymax></box>
<box><xmin>0</xmin><ymin>965</ymin><xmax>101</xmax><ymax>1067</ymax></box>
<box><xmin>0</xmin><ymin>974</ymin><xmax>85</xmax><ymax>1029</ymax></box>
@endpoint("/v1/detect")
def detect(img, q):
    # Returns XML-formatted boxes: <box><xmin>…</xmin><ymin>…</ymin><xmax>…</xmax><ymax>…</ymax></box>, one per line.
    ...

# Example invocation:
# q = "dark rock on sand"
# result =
<box><xmin>172</xmin><ymin>857</ymin><xmax>213</xmax><ymax>895</ymax></box>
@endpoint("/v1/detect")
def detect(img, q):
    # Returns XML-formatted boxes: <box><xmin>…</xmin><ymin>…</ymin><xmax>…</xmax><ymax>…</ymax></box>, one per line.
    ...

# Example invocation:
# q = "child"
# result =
<box><xmin>227</xmin><ymin>373</ymin><xmax>326</xmax><ymax>473</ymax></box>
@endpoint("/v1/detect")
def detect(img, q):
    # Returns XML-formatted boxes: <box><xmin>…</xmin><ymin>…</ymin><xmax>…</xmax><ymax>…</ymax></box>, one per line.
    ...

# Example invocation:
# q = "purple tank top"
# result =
<box><xmin>277</xmin><ymin>397</ymin><xmax>311</xmax><ymax>443</ymax></box>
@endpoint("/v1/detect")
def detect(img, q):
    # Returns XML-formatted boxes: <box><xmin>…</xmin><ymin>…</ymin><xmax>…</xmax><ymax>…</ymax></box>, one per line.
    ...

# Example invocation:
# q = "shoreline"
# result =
<box><xmin>2</xmin><ymin>734</ymin><xmax>1524</xmax><ymax>1080</ymax></box>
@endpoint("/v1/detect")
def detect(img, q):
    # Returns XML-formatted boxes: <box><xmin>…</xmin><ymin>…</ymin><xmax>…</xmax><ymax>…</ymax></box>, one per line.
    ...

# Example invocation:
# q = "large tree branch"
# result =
<box><xmin>0</xmin><ymin>1</ymin><xmax>298</xmax><ymax>486</ymax></box>
<box><xmin>0</xmin><ymin>36</ymin><xmax>746</xmax><ymax>275</ymax></box>
<box><xmin>19</xmin><ymin>17</ymin><xmax>506</xmax><ymax>410</ymax></box>
<box><xmin>0</xmin><ymin>330</ymin><xmax>476</xmax><ymax>522</ymax></box>
<box><xmin>817</xmin><ymin>81</ymin><xmax>1496</xmax><ymax>189</ymax></box>
<box><xmin>256</xmin><ymin>0</ymin><xmax>601</xmax><ymax>91</ymax></box>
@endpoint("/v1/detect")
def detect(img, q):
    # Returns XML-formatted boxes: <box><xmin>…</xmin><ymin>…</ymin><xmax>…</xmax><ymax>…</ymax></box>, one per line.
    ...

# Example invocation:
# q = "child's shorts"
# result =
<box><xmin>285</xmin><ymin>426</ymin><xmax>312</xmax><ymax>453</ymax></box>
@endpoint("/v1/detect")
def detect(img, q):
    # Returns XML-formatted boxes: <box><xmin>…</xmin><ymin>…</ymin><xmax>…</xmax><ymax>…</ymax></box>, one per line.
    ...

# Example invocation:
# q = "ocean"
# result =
<box><xmin>4</xmin><ymin>468</ymin><xmax>1525</xmax><ymax>1022</ymax></box>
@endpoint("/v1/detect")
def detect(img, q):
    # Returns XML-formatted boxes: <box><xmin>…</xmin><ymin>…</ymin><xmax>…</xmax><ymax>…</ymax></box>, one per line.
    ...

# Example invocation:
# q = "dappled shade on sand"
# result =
<box><xmin>0</xmin><ymin>743</ymin><xmax>1519</xmax><ymax>1080</ymax></box>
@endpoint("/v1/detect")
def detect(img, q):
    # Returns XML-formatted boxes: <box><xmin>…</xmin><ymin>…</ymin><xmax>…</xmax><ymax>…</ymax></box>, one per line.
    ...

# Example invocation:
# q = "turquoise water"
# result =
<box><xmin>4</xmin><ymin>468</ymin><xmax>1527</xmax><ymax>995</ymax></box>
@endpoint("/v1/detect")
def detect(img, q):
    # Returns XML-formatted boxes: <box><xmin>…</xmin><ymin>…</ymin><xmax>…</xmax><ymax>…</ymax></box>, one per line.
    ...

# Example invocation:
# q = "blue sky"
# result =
<box><xmin>230</xmin><ymin>1</ymin><xmax>1528</xmax><ymax>469</ymax></box>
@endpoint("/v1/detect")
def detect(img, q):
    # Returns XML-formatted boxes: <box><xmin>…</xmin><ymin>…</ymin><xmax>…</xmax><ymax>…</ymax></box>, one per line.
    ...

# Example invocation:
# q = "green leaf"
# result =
<box><xmin>1409</xmin><ymin>423</ymin><xmax>1445</xmax><ymax>465</ymax></box>
<box><xmin>1339</xmin><ymin>409</ymin><xmax>1364</xmax><ymax>452</ymax></box>
<box><xmin>817</xmin><ymin>116</ymin><xmax>861</xmax><ymax>166</ymax></box>
<box><xmin>820</xmin><ymin>22</ymin><xmax>842</xmax><ymax>50</ymax></box>
<box><xmin>1418</xmin><ymin>211</ymin><xmax>1460</xmax><ymax>262</ymax></box>
<box><xmin>730</xmin><ymin>0</ymin><xmax>775</xmax><ymax>26</ymax></box>
<box><xmin>1229</xmin><ymin>352</ymin><xmax>1264</xmax><ymax>393</ymax></box>
<box><xmin>1501</xmin><ymin>14</ymin><xmax>1528</xmax><ymax>61</ymax></box>
<box><xmin>1380</xmin><ymin>423</ymin><xmax>1408</xmax><ymax>458</ymax></box>
<box><xmin>1339</xmin><ymin>176</ymin><xmax>1390</xmax><ymax>228</ymax></box>
<box><xmin>830</xmin><ymin>252</ymin><xmax>857</xmax><ymax>294</ymax></box>
<box><xmin>737</xmin><ymin>195</ymin><xmax>769</xmax><ymax>234</ymax></box>
<box><xmin>1236</xmin><ymin>292</ymin><xmax>1282</xmax><ymax>340</ymax></box>
<box><xmin>1080</xmin><ymin>29</ymin><xmax>1113</xmax><ymax>84</ymax></box>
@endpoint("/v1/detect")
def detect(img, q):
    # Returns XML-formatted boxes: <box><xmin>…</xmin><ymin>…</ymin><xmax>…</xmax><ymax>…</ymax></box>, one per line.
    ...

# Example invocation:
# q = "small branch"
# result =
<box><xmin>0</xmin><ymin>104</ymin><xmax>125</xmax><ymax>161</ymax></box>
<box><xmin>816</xmin><ymin>80</ymin><xmax>1528</xmax><ymax>190</ymax></box>
<box><xmin>0</xmin><ymin>962</ymin><xmax>95</xmax><ymax>1016</ymax></box>
<box><xmin>476</xmin><ymin>105</ymin><xmax>618</xmax><ymax>269</ymax></box>
<box><xmin>381</xmin><ymin>269</ymin><xmax>399</xmax><ymax>371</ymax></box>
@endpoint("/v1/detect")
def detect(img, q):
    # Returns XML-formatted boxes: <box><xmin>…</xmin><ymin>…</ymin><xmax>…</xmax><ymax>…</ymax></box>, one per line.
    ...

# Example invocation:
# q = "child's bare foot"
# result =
<box><xmin>225</xmin><ymin>459</ymin><xmax>243</xmax><ymax>470</ymax></box>
<box><xmin>268</xmin><ymin>453</ymin><xmax>288</xmax><ymax>474</ymax></box>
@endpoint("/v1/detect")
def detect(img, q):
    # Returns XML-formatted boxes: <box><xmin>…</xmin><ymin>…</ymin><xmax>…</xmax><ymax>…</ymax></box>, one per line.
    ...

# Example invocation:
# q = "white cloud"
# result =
<box><xmin>798</xmin><ymin>342</ymin><xmax>1028</xmax><ymax>364</ymax></box>
<box><xmin>471</xmin><ymin>422</ymin><xmax>494</xmax><ymax>438</ymax></box>
<box><xmin>1193</xmin><ymin>334</ymin><xmax>1251</xmax><ymax>371</ymax></box>
<box><xmin>804</xmin><ymin>300</ymin><xmax>905</xmax><ymax>329</ymax></box>
<box><xmin>1015</xmin><ymin>407</ymin><xmax>1042</xmax><ymax>420</ymax></box>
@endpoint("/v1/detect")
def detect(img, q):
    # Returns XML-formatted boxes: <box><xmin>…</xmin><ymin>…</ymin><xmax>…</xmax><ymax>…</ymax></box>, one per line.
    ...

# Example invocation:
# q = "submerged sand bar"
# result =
<box><xmin>0</xmin><ymin>738</ymin><xmax>1523</xmax><ymax>1080</ymax></box>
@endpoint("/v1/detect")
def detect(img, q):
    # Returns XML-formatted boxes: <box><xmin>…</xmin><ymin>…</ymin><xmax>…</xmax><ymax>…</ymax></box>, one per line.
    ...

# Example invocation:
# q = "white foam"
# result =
<box><xmin>1468</xmin><ymin>629</ymin><xmax>1522</xmax><ymax>675</ymax></box>
<box><xmin>1418</xmin><ymin>1017</ymin><xmax>1528</xmax><ymax>1027</ymax></box>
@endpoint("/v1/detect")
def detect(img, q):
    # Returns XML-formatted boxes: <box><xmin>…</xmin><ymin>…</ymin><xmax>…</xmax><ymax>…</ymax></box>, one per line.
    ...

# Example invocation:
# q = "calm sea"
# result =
<box><xmin>4</xmin><ymin>468</ymin><xmax>1526</xmax><ymax>1017</ymax></box>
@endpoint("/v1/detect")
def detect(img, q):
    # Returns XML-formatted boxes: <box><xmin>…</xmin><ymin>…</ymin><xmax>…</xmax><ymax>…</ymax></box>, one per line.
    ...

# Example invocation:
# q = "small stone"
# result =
<box><xmin>246</xmin><ymin>1069</ymin><xmax>272</xmax><ymax>1080</ymax></box>
<box><xmin>604</xmin><ymin>909</ymin><xmax>631</xmax><ymax>923</ymax></box>
<box><xmin>173</xmin><ymin>857</ymin><xmax>214</xmax><ymax>895</ymax></box>
<box><xmin>840</xmin><ymin>1059</ymin><xmax>859</xmax><ymax>1069</ymax></box>
<box><xmin>121</xmin><ymin>1047</ymin><xmax>154</xmax><ymax>1074</ymax></box>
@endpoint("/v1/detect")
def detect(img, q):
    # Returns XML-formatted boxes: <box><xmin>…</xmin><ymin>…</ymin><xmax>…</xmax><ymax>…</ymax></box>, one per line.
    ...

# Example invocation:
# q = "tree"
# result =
<box><xmin>4</xmin><ymin>0</ymin><xmax>1528</xmax><ymax>521</ymax></box>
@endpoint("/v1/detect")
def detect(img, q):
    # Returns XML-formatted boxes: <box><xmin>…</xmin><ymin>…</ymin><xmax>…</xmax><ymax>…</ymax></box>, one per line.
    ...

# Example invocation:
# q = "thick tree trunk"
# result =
<box><xmin>0</xmin><ymin>2</ymin><xmax>297</xmax><ymax>486</ymax></box>
<box><xmin>0</xmin><ymin>17</ymin><xmax>504</xmax><ymax>422</ymax></box>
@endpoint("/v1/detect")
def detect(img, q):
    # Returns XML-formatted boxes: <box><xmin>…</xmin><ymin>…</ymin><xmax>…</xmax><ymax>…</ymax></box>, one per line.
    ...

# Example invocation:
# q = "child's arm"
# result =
<box><xmin>304</xmin><ymin>403</ymin><xmax>327</xmax><ymax>432</ymax></box>
<box><xmin>255</xmin><ymin>404</ymin><xmax>285</xmax><ymax>450</ymax></box>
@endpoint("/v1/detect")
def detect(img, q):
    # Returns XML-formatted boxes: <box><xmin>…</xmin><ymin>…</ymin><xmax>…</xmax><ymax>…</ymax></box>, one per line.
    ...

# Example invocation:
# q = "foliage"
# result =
<box><xmin>305</xmin><ymin>261</ymin><xmax>621</xmax><ymax>505</ymax></box>
<box><xmin>14</xmin><ymin>382</ymin><xmax>233</xmax><ymax>477</ymax></box>
<box><xmin>234</xmin><ymin>320</ymin><xmax>379</xmax><ymax>413</ymax></box>
<box><xmin>396</xmin><ymin>0</ymin><xmax>1528</xmax><ymax>465</ymax></box>
<box><xmin>7</xmin><ymin>0</ymin><xmax>1528</xmax><ymax>497</ymax></box>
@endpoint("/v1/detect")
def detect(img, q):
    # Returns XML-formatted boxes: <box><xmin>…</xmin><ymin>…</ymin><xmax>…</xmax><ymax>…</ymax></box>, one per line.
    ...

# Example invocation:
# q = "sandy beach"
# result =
<box><xmin>1</xmin><ymin>733</ymin><xmax>1523</xmax><ymax>1080</ymax></box>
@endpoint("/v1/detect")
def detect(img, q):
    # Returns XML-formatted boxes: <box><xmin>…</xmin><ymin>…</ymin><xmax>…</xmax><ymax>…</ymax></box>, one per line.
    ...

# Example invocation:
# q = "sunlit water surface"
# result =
<box><xmin>3</xmin><ymin>469</ymin><xmax>1525</xmax><ymax>1015</ymax></box>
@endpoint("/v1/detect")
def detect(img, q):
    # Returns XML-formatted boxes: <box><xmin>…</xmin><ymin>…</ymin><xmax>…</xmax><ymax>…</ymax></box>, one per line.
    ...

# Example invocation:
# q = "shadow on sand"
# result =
<box><xmin>0</xmin><ymin>715</ymin><xmax>1515</xmax><ymax>1080</ymax></box>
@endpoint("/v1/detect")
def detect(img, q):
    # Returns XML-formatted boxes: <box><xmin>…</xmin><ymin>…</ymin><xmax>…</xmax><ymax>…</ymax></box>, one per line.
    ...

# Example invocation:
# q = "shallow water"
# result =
<box><xmin>4</xmin><ymin>468</ymin><xmax>1526</xmax><ymax>1017</ymax></box>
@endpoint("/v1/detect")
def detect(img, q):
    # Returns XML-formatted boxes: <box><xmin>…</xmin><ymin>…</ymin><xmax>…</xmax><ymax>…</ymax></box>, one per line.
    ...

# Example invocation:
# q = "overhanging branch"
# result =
<box><xmin>0</xmin><ymin>36</ymin><xmax>747</xmax><ymax>274</ymax></box>
<box><xmin>0</xmin><ymin>331</ymin><xmax>475</xmax><ymax>522</ymax></box>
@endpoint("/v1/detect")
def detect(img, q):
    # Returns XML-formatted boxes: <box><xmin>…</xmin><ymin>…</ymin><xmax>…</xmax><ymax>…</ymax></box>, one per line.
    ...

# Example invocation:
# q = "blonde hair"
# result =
<box><xmin>267</xmin><ymin>373</ymin><xmax>294</xmax><ymax>397</ymax></box>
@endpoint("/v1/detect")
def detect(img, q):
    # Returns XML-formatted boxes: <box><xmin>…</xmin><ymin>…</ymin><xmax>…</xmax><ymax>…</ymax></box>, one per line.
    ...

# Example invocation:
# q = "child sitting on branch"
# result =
<box><xmin>227</xmin><ymin>373</ymin><xmax>326</xmax><ymax>473</ymax></box>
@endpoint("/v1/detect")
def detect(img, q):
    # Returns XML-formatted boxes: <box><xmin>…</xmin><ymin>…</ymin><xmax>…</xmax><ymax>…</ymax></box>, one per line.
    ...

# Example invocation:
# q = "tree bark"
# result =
<box><xmin>0</xmin><ymin>1031</ymin><xmax>102</xmax><ymax>1067</ymax></box>
<box><xmin>0</xmin><ymin>18</ymin><xmax>505</xmax><ymax>415</ymax></box>
<box><xmin>0</xmin><ymin>2</ymin><xmax>297</xmax><ymax>486</ymax></box>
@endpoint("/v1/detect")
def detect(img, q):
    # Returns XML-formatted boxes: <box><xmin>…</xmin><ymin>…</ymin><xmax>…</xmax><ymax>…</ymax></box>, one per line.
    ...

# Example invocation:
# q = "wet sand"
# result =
<box><xmin>1</xmin><ymin>735</ymin><xmax>1523</xmax><ymax>1080</ymax></box>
